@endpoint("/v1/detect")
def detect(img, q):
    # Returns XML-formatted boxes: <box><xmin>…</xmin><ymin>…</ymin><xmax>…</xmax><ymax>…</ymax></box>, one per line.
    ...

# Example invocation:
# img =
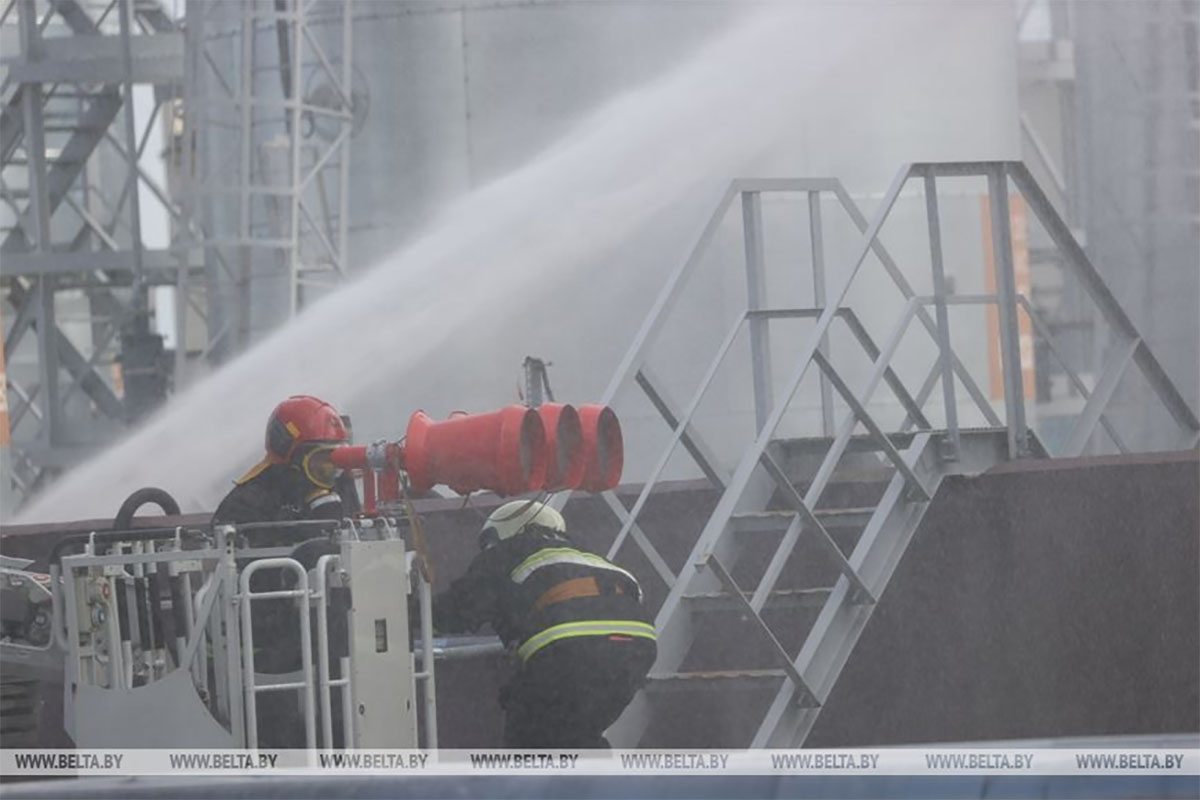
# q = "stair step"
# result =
<box><xmin>43</xmin><ymin>124</ymin><xmax>106</xmax><ymax>133</ymax></box>
<box><xmin>731</xmin><ymin>507</ymin><xmax>874</xmax><ymax>532</ymax></box>
<box><xmin>683</xmin><ymin>586</ymin><xmax>832</xmax><ymax>613</ymax></box>
<box><xmin>771</xmin><ymin>432</ymin><xmax>916</xmax><ymax>455</ymax></box>
<box><xmin>646</xmin><ymin>669</ymin><xmax>786</xmax><ymax>693</ymax></box>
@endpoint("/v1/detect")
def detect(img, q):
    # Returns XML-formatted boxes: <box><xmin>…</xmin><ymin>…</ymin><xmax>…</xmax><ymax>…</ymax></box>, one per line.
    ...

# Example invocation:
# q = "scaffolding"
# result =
<box><xmin>185</xmin><ymin>0</ymin><xmax>355</xmax><ymax>360</ymax></box>
<box><xmin>2</xmin><ymin>0</ymin><xmax>355</xmax><ymax>506</ymax></box>
<box><xmin>1</xmin><ymin>0</ymin><xmax>195</xmax><ymax>498</ymax></box>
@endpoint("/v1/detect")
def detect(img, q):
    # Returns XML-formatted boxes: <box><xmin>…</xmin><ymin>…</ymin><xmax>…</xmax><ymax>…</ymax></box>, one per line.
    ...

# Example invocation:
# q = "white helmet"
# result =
<box><xmin>479</xmin><ymin>499</ymin><xmax>566</xmax><ymax>549</ymax></box>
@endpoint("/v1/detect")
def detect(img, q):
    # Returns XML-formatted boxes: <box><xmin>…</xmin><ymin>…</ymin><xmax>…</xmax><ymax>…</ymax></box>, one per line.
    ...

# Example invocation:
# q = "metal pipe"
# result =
<box><xmin>418</xmin><ymin>567</ymin><xmax>436</xmax><ymax>749</ymax></box>
<box><xmin>742</xmin><ymin>191</ymin><xmax>773</xmax><ymax>431</ymax></box>
<box><xmin>413</xmin><ymin>640</ymin><xmax>507</xmax><ymax>661</ymax></box>
<box><xmin>986</xmin><ymin>164</ymin><xmax>1028</xmax><ymax>458</ymax></box>
<box><xmin>132</xmin><ymin>543</ymin><xmax>154</xmax><ymax>681</ymax></box>
<box><xmin>808</xmin><ymin>190</ymin><xmax>835</xmax><ymax>437</ymax></box>
<box><xmin>314</xmin><ymin>554</ymin><xmax>337</xmax><ymax>750</ymax></box>
<box><xmin>170</xmin><ymin>530</ymin><xmax>192</xmax><ymax>673</ymax></box>
<box><xmin>288</xmin><ymin>0</ymin><xmax>304</xmax><ymax>316</ymax></box>
<box><xmin>50</xmin><ymin>527</ymin><xmax>208</xmax><ymax>567</ymax></box>
<box><xmin>336</xmin><ymin>0</ymin><xmax>352</xmax><ymax>282</ymax></box>
<box><xmin>238</xmin><ymin>557</ymin><xmax>316</xmax><ymax>750</ymax></box>
<box><xmin>216</xmin><ymin>527</ymin><xmax>243</xmax><ymax>745</ymax></box>
<box><xmin>118</xmin><ymin>0</ymin><xmax>145</xmax><ymax>297</ymax></box>
<box><xmin>923</xmin><ymin>171</ymin><xmax>959</xmax><ymax>457</ymax></box>
<box><xmin>49</xmin><ymin>564</ymin><xmax>69</xmax><ymax>650</ymax></box>
<box><xmin>112</xmin><ymin>545</ymin><xmax>134</xmax><ymax>688</ymax></box>
<box><xmin>339</xmin><ymin>655</ymin><xmax>354</xmax><ymax>748</ymax></box>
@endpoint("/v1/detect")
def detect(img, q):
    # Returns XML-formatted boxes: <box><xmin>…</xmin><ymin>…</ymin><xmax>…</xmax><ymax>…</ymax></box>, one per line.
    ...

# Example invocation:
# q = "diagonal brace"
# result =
<box><xmin>839</xmin><ymin>309</ymin><xmax>931</xmax><ymax>430</ymax></box>
<box><xmin>704</xmin><ymin>553</ymin><xmax>818</xmax><ymax>708</ymax></box>
<box><xmin>756</xmin><ymin>451</ymin><xmax>873</xmax><ymax>605</ymax></box>
<box><xmin>1063</xmin><ymin>334</ymin><xmax>1140</xmax><ymax>457</ymax></box>
<box><xmin>601</xmin><ymin>491</ymin><xmax>677</xmax><ymax>589</ymax></box>
<box><xmin>812</xmin><ymin>351</ymin><xmax>930</xmax><ymax>501</ymax></box>
<box><xmin>635</xmin><ymin>366</ymin><xmax>727</xmax><ymax>491</ymax></box>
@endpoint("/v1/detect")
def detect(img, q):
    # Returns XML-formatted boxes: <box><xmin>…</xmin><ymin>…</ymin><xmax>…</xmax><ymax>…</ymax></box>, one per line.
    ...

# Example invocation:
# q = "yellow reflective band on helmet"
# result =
<box><xmin>510</xmin><ymin>547</ymin><xmax>640</xmax><ymax>596</ymax></box>
<box><xmin>516</xmin><ymin>620</ymin><xmax>657</xmax><ymax>662</ymax></box>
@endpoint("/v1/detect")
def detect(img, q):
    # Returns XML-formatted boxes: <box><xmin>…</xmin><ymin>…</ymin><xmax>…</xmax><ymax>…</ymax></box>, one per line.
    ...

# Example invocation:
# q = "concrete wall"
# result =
<box><xmin>431</xmin><ymin>451</ymin><xmax>1200</xmax><ymax>746</ymax></box>
<box><xmin>808</xmin><ymin>450</ymin><xmax>1199</xmax><ymax>746</ymax></box>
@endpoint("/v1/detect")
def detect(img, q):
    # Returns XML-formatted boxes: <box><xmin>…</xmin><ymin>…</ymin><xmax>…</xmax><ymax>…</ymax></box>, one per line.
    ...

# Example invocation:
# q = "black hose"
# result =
<box><xmin>115</xmin><ymin>577</ymin><xmax>131</xmax><ymax>646</ymax></box>
<box><xmin>134</xmin><ymin>577</ymin><xmax>152</xmax><ymax>652</ymax></box>
<box><xmin>169</xmin><ymin>573</ymin><xmax>189</xmax><ymax>644</ymax></box>
<box><xmin>112</xmin><ymin>487</ymin><xmax>182</xmax><ymax>531</ymax></box>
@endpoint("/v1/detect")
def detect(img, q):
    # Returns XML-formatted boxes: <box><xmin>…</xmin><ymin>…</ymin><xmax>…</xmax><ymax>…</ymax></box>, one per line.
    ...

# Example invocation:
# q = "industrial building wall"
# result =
<box><xmin>807</xmin><ymin>450</ymin><xmax>1199</xmax><ymax>746</ymax></box>
<box><xmin>1071</xmin><ymin>2</ymin><xmax>1200</xmax><ymax>453</ymax></box>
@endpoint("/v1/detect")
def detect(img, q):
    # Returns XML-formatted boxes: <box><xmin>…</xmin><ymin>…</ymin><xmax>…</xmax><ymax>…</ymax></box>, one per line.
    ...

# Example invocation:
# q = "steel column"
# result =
<box><xmin>118</xmin><ymin>0</ymin><xmax>145</xmax><ymax>300</ymax></box>
<box><xmin>808</xmin><ymin>190</ymin><xmax>835</xmax><ymax>436</ymax></box>
<box><xmin>922</xmin><ymin>170</ymin><xmax>959</xmax><ymax>456</ymax></box>
<box><xmin>237</xmin><ymin>0</ymin><xmax>254</xmax><ymax>350</ymax></box>
<box><xmin>18</xmin><ymin>0</ymin><xmax>61</xmax><ymax>447</ymax></box>
<box><xmin>337</xmin><ymin>0</ymin><xmax>353</xmax><ymax>283</ymax></box>
<box><xmin>986</xmin><ymin>164</ymin><xmax>1029</xmax><ymax>458</ymax></box>
<box><xmin>287</xmin><ymin>0</ymin><xmax>305</xmax><ymax>315</ymax></box>
<box><xmin>742</xmin><ymin>191</ymin><xmax>773</xmax><ymax>432</ymax></box>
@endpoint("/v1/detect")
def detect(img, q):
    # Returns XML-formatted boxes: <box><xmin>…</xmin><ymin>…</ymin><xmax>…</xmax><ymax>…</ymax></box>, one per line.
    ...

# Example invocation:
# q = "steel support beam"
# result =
<box><xmin>922</xmin><ymin>169</ymin><xmax>960</xmax><ymax>457</ymax></box>
<box><xmin>1062</xmin><ymin>335</ymin><xmax>1140</xmax><ymax>456</ymax></box>
<box><xmin>742</xmin><ymin>191</ymin><xmax>773</xmax><ymax>432</ymax></box>
<box><xmin>118</xmin><ymin>0</ymin><xmax>146</xmax><ymax>300</ymax></box>
<box><xmin>808</xmin><ymin>190</ymin><xmax>835</xmax><ymax>437</ymax></box>
<box><xmin>1009</xmin><ymin>162</ymin><xmax>1200</xmax><ymax>438</ymax></box>
<box><xmin>5</xmin><ymin>34</ymin><xmax>184</xmax><ymax>85</ymax></box>
<box><xmin>17</xmin><ymin>0</ymin><xmax>62</xmax><ymax>447</ymax></box>
<box><xmin>986</xmin><ymin>164</ymin><xmax>1030</xmax><ymax>458</ymax></box>
<box><xmin>635</xmin><ymin>365</ymin><xmax>727</xmax><ymax>491</ymax></box>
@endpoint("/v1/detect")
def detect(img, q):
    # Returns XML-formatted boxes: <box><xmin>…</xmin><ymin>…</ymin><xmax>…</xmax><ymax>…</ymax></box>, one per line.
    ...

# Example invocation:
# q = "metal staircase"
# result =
<box><xmin>563</xmin><ymin>161</ymin><xmax>1199</xmax><ymax>748</ymax></box>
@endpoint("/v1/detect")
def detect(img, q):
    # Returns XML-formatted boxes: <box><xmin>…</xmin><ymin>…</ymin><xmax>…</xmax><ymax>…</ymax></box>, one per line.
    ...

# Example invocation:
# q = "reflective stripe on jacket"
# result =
<box><xmin>516</xmin><ymin>619</ymin><xmax>656</xmax><ymax>661</ymax></box>
<box><xmin>510</xmin><ymin>547</ymin><xmax>643</xmax><ymax>601</ymax></box>
<box><xmin>431</xmin><ymin>529</ymin><xmax>654</xmax><ymax>659</ymax></box>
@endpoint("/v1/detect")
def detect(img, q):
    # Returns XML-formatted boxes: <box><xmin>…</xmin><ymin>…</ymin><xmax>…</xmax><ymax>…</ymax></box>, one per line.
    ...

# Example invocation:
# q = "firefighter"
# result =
<box><xmin>432</xmin><ymin>499</ymin><xmax>657</xmax><ymax>748</ymax></box>
<box><xmin>213</xmin><ymin>394</ymin><xmax>351</xmax><ymax>525</ymax></box>
<box><xmin>213</xmin><ymin>395</ymin><xmax>352</xmax><ymax>748</ymax></box>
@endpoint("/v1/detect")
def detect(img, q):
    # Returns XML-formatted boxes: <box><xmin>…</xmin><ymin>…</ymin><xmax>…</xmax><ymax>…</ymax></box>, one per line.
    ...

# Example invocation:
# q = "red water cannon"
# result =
<box><xmin>330</xmin><ymin>403</ymin><xmax>622</xmax><ymax>516</ymax></box>
<box><xmin>576</xmin><ymin>404</ymin><xmax>623</xmax><ymax>492</ymax></box>
<box><xmin>535</xmin><ymin>403</ymin><xmax>585</xmax><ymax>491</ymax></box>
<box><xmin>535</xmin><ymin>403</ymin><xmax>623</xmax><ymax>492</ymax></box>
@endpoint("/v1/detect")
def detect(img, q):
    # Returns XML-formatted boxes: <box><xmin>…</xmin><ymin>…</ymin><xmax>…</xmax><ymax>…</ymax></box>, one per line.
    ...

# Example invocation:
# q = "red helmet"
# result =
<box><xmin>265</xmin><ymin>395</ymin><xmax>348</xmax><ymax>462</ymax></box>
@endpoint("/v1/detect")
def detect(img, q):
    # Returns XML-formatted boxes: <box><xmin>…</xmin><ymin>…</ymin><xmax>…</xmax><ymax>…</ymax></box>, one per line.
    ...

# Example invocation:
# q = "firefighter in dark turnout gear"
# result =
<box><xmin>433</xmin><ymin>500</ymin><xmax>657</xmax><ymax>748</ymax></box>
<box><xmin>213</xmin><ymin>395</ymin><xmax>352</xmax><ymax>748</ymax></box>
